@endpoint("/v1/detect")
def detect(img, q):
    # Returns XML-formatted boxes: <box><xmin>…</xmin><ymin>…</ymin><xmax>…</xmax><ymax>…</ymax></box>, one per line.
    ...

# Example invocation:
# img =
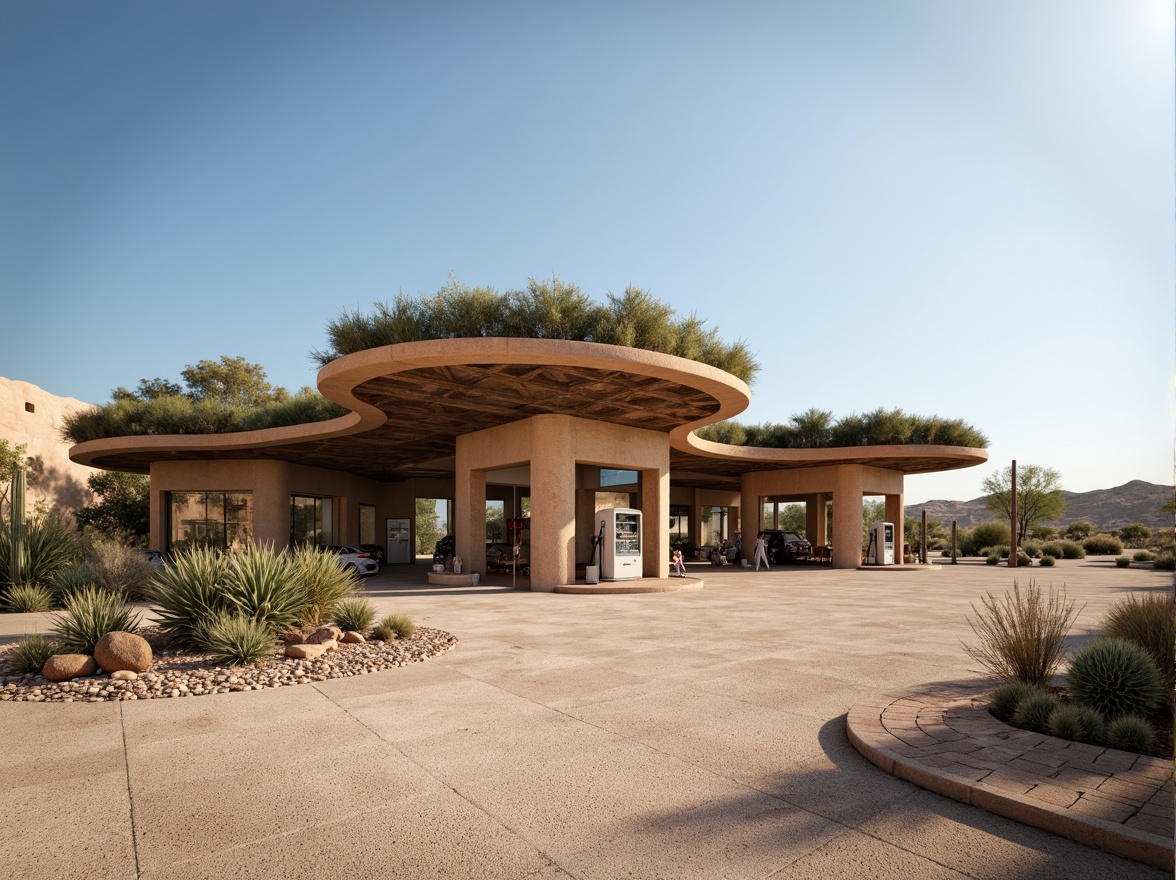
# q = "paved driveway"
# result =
<box><xmin>2</xmin><ymin>559</ymin><xmax>1168</xmax><ymax>879</ymax></box>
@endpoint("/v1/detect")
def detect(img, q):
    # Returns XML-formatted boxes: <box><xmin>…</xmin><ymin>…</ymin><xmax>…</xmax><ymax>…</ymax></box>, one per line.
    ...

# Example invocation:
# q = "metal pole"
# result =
<box><xmin>511</xmin><ymin>486</ymin><xmax>517</xmax><ymax>589</ymax></box>
<box><xmin>951</xmin><ymin>520</ymin><xmax>957</xmax><ymax>564</ymax></box>
<box><xmin>1009</xmin><ymin>459</ymin><xmax>1018</xmax><ymax>567</ymax></box>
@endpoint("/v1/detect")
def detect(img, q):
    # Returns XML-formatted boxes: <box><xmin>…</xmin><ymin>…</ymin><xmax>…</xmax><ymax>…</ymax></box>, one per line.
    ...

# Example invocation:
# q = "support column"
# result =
<box><xmin>740</xmin><ymin>475</ymin><xmax>761</xmax><ymax>553</ymax></box>
<box><xmin>529</xmin><ymin>418</ymin><xmax>576</xmax><ymax>590</ymax></box>
<box><xmin>885</xmin><ymin>489</ymin><xmax>904</xmax><ymax>562</ymax></box>
<box><xmin>640</xmin><ymin>466</ymin><xmax>669</xmax><ymax>578</ymax></box>
<box><xmin>805</xmin><ymin>497</ymin><xmax>820</xmax><ymax>544</ymax></box>
<box><xmin>831</xmin><ymin>467</ymin><xmax>864</xmax><ymax>569</ymax></box>
<box><xmin>453</xmin><ymin>456</ymin><xmax>486</xmax><ymax>575</ymax></box>
<box><xmin>813</xmin><ymin>493</ymin><xmax>828</xmax><ymax>547</ymax></box>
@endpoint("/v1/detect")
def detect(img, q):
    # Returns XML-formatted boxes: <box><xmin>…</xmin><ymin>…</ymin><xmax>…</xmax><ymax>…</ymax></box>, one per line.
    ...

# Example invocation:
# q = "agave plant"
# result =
<box><xmin>289</xmin><ymin>544</ymin><xmax>358</xmax><ymax>627</ymax></box>
<box><xmin>222</xmin><ymin>544</ymin><xmax>305</xmax><ymax>634</ymax></box>
<box><xmin>150</xmin><ymin>546</ymin><xmax>233</xmax><ymax>647</ymax></box>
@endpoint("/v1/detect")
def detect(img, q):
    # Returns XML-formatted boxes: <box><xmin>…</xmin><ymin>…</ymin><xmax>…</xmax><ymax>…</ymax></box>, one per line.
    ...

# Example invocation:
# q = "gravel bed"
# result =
<box><xmin>0</xmin><ymin>625</ymin><xmax>458</xmax><ymax>703</ymax></box>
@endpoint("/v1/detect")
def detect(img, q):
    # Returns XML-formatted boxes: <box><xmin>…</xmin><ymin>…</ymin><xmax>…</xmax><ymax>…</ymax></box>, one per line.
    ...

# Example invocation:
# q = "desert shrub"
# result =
<box><xmin>88</xmin><ymin>539</ymin><xmax>156</xmax><ymax>601</ymax></box>
<box><xmin>1015</xmin><ymin>551</ymin><xmax>1032</xmax><ymax>567</ymax></box>
<box><xmin>151</xmin><ymin>547</ymin><xmax>233</xmax><ymax>647</ymax></box>
<box><xmin>1152</xmin><ymin>552</ymin><xmax>1174</xmax><ymax>571</ymax></box>
<box><xmin>222</xmin><ymin>545</ymin><xmax>305</xmax><ymax>634</ymax></box>
<box><xmin>963</xmin><ymin>579</ymin><xmax>1081</xmax><ymax>686</ymax></box>
<box><xmin>1104</xmin><ymin>714</ymin><xmax>1156</xmax><ymax>753</ymax></box>
<box><xmin>49</xmin><ymin>586</ymin><xmax>141</xmax><ymax>655</ymax></box>
<box><xmin>1116</xmin><ymin>523</ymin><xmax>1151</xmax><ymax>548</ymax></box>
<box><xmin>4</xmin><ymin>583</ymin><xmax>54</xmax><ymax>613</ymax></box>
<box><xmin>1041</xmin><ymin>542</ymin><xmax>1064</xmax><ymax>559</ymax></box>
<box><xmin>993</xmin><ymin>545</ymin><xmax>1011</xmax><ymax>559</ymax></box>
<box><xmin>290</xmin><ymin>544</ymin><xmax>358</xmax><ymax>627</ymax></box>
<box><xmin>1021</xmin><ymin>542</ymin><xmax>1042</xmax><ymax>559</ymax></box>
<box><xmin>195</xmin><ymin>612</ymin><xmax>276</xmax><ymax>666</ymax></box>
<box><xmin>967</xmin><ymin>522</ymin><xmax>1011</xmax><ymax>556</ymax></box>
<box><xmin>1114</xmin><ymin>556</ymin><xmax>1131</xmax><ymax>568</ymax></box>
<box><xmin>51</xmin><ymin>560</ymin><xmax>100</xmax><ymax>604</ymax></box>
<box><xmin>1067</xmin><ymin>638</ymin><xmax>1165</xmax><ymax>719</ymax></box>
<box><xmin>1064</xmin><ymin>521</ymin><xmax>1096</xmax><ymax>540</ymax></box>
<box><xmin>1039</xmin><ymin>554</ymin><xmax>1056</xmax><ymax>567</ymax></box>
<box><xmin>1030</xmin><ymin>526</ymin><xmax>1058</xmax><ymax>541</ymax></box>
<box><xmin>333</xmin><ymin>596</ymin><xmax>376</xmax><ymax>633</ymax></box>
<box><xmin>989</xmin><ymin>682</ymin><xmax>1041</xmax><ymax>722</ymax></box>
<box><xmin>6</xmin><ymin>634</ymin><xmax>57</xmax><ymax>674</ymax></box>
<box><xmin>1013</xmin><ymin>690</ymin><xmax>1059</xmax><ymax>732</ymax></box>
<box><xmin>1083</xmin><ymin>534</ymin><xmax>1123</xmax><ymax>555</ymax></box>
<box><xmin>374</xmin><ymin>612</ymin><xmax>414</xmax><ymax>641</ymax></box>
<box><xmin>1047</xmin><ymin>704</ymin><xmax>1105</xmax><ymax>744</ymax></box>
<box><xmin>986</xmin><ymin>552</ymin><xmax>1000</xmax><ymax>565</ymax></box>
<box><xmin>1102</xmin><ymin>593</ymin><xmax>1174</xmax><ymax>686</ymax></box>
<box><xmin>1132</xmin><ymin>550</ymin><xmax>1154</xmax><ymax>562</ymax></box>
<box><xmin>1059</xmin><ymin>540</ymin><xmax>1085</xmax><ymax>559</ymax></box>
<box><xmin>0</xmin><ymin>514</ymin><xmax>78</xmax><ymax>586</ymax></box>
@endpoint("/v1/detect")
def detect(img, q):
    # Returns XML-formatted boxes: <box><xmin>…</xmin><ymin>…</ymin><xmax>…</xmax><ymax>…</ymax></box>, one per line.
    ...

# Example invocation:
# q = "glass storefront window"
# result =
<box><xmin>701</xmin><ymin>505</ymin><xmax>729</xmax><ymax>546</ymax></box>
<box><xmin>291</xmin><ymin>495</ymin><xmax>333</xmax><ymax>546</ymax></box>
<box><xmin>359</xmin><ymin>505</ymin><xmax>376</xmax><ymax>546</ymax></box>
<box><xmin>670</xmin><ymin>505</ymin><xmax>689</xmax><ymax>544</ymax></box>
<box><xmin>168</xmin><ymin>492</ymin><xmax>252</xmax><ymax>553</ymax></box>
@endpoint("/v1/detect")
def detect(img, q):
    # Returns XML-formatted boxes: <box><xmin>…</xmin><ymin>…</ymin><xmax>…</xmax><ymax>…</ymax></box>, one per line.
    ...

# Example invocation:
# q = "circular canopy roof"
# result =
<box><xmin>71</xmin><ymin>338</ymin><xmax>986</xmax><ymax>486</ymax></box>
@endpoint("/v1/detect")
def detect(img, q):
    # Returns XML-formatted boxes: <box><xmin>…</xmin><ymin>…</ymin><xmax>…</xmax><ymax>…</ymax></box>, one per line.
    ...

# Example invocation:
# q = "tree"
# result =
<box><xmin>181</xmin><ymin>356</ymin><xmax>289</xmax><ymax>408</ymax></box>
<box><xmin>74</xmin><ymin>472</ymin><xmax>151</xmax><ymax>544</ymax></box>
<box><xmin>1117</xmin><ymin>523</ymin><xmax>1151</xmax><ymax>548</ymax></box>
<box><xmin>981</xmin><ymin>464</ymin><xmax>1065</xmax><ymax>544</ymax></box>
<box><xmin>1064</xmin><ymin>521</ymin><xmax>1096</xmax><ymax>540</ymax></box>
<box><xmin>112</xmin><ymin>377</ymin><xmax>183</xmax><ymax>402</ymax></box>
<box><xmin>415</xmin><ymin>497</ymin><xmax>443</xmax><ymax>554</ymax></box>
<box><xmin>905</xmin><ymin>516</ymin><xmax>947</xmax><ymax>553</ymax></box>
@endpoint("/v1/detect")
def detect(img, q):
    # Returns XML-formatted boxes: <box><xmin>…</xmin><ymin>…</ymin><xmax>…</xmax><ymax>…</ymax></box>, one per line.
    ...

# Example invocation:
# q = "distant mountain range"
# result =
<box><xmin>907</xmin><ymin>480</ymin><xmax>1174</xmax><ymax>531</ymax></box>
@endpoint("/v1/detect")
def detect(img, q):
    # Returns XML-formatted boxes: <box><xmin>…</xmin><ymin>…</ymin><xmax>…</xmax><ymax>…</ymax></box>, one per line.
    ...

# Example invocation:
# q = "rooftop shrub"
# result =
<box><xmin>696</xmin><ymin>407</ymin><xmax>987</xmax><ymax>450</ymax></box>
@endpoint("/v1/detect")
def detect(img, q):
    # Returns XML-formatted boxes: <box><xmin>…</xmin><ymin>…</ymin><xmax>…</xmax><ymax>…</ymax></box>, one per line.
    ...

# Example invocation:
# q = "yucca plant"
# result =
<box><xmin>373</xmin><ymin>611</ymin><xmax>415</xmax><ymax>641</ymax></box>
<box><xmin>333</xmin><ymin>596</ymin><xmax>376</xmax><ymax>633</ymax></box>
<box><xmin>50</xmin><ymin>586</ymin><xmax>141</xmax><ymax>655</ymax></box>
<box><xmin>6</xmin><ymin>634</ymin><xmax>57</xmax><ymax>674</ymax></box>
<box><xmin>4</xmin><ymin>583</ymin><xmax>54</xmax><ymax>613</ymax></box>
<box><xmin>963</xmin><ymin>580</ymin><xmax>1082</xmax><ymax>686</ymax></box>
<box><xmin>195</xmin><ymin>612</ymin><xmax>277</xmax><ymax>666</ymax></box>
<box><xmin>150</xmin><ymin>546</ymin><xmax>233</xmax><ymax>647</ymax></box>
<box><xmin>1067</xmin><ymin>637</ymin><xmax>1165</xmax><ymax>719</ymax></box>
<box><xmin>222</xmin><ymin>544</ymin><xmax>305</xmax><ymax>634</ymax></box>
<box><xmin>0</xmin><ymin>514</ymin><xmax>77</xmax><ymax>586</ymax></box>
<box><xmin>290</xmin><ymin>544</ymin><xmax>358</xmax><ymax>627</ymax></box>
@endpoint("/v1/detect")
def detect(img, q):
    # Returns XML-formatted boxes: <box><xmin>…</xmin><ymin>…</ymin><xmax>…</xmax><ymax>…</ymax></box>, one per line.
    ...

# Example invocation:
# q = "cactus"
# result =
<box><xmin>1067</xmin><ymin>637</ymin><xmax>1165</xmax><ymax>719</ymax></box>
<box><xmin>9</xmin><ymin>467</ymin><xmax>26</xmax><ymax>586</ymax></box>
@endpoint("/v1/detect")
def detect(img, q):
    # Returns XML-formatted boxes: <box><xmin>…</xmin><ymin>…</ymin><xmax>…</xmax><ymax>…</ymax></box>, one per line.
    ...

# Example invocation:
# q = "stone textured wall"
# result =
<box><xmin>0</xmin><ymin>376</ymin><xmax>100</xmax><ymax>521</ymax></box>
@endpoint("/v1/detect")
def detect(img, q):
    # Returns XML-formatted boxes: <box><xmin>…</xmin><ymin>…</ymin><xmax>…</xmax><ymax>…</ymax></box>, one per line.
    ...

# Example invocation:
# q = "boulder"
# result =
<box><xmin>306</xmin><ymin>625</ymin><xmax>343</xmax><ymax>645</ymax></box>
<box><xmin>111</xmin><ymin>670</ymin><xmax>139</xmax><ymax>681</ymax></box>
<box><xmin>320</xmin><ymin>638</ymin><xmax>339</xmax><ymax>652</ymax></box>
<box><xmin>94</xmin><ymin>631</ymin><xmax>153</xmax><ymax>674</ymax></box>
<box><xmin>342</xmin><ymin>631</ymin><xmax>365</xmax><ymax>644</ymax></box>
<box><xmin>42</xmin><ymin>654</ymin><xmax>97</xmax><ymax>682</ymax></box>
<box><xmin>285</xmin><ymin>643</ymin><xmax>327</xmax><ymax>660</ymax></box>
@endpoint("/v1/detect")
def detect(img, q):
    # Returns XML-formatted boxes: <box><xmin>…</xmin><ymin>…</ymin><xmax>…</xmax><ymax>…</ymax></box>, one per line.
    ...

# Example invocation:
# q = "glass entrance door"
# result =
<box><xmin>386</xmin><ymin>518</ymin><xmax>411</xmax><ymax>564</ymax></box>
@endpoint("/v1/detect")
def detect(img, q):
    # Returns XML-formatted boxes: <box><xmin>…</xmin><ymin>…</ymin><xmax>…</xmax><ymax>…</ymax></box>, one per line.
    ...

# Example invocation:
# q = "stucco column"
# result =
<box><xmin>831</xmin><ymin>467</ymin><xmax>864</xmax><ymax>569</ymax></box>
<box><xmin>740</xmin><ymin>474</ymin><xmax>761</xmax><ymax>551</ymax></box>
<box><xmin>885</xmin><ymin>489</ymin><xmax>904</xmax><ymax>561</ymax></box>
<box><xmin>813</xmin><ymin>493</ymin><xmax>828</xmax><ymax>547</ymax></box>
<box><xmin>454</xmin><ymin>453</ymin><xmax>486</xmax><ymax>575</ymax></box>
<box><xmin>641</xmin><ymin>466</ymin><xmax>669</xmax><ymax>578</ymax></box>
<box><xmin>805</xmin><ymin>496</ymin><xmax>820</xmax><ymax>544</ymax></box>
<box><xmin>529</xmin><ymin>417</ymin><xmax>576</xmax><ymax>590</ymax></box>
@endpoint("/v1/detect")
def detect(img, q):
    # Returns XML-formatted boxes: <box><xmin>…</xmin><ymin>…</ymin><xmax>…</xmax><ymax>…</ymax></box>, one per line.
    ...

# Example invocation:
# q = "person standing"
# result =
<box><xmin>753</xmin><ymin>531</ymin><xmax>770</xmax><ymax>571</ymax></box>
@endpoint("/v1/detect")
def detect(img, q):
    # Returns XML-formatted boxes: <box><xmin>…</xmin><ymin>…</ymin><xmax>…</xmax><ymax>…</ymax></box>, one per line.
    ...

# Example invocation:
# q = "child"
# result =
<box><xmin>672</xmin><ymin>549</ymin><xmax>685</xmax><ymax>577</ymax></box>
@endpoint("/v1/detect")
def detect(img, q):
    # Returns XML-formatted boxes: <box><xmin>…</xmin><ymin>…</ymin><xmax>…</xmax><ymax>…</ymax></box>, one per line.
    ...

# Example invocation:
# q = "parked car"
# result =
<box><xmin>761</xmin><ymin>529</ymin><xmax>812</xmax><ymax>563</ymax></box>
<box><xmin>356</xmin><ymin>543</ymin><xmax>385</xmax><ymax>565</ymax></box>
<box><xmin>330</xmin><ymin>545</ymin><xmax>379</xmax><ymax>576</ymax></box>
<box><xmin>137</xmin><ymin>548</ymin><xmax>169</xmax><ymax>572</ymax></box>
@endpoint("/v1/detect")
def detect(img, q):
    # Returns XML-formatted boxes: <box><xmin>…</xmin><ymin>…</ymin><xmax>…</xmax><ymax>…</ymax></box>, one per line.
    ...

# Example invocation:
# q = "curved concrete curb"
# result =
<box><xmin>847</xmin><ymin>688</ymin><xmax>1173</xmax><ymax>871</ymax></box>
<box><xmin>554</xmin><ymin>577</ymin><xmax>704</xmax><ymax>594</ymax></box>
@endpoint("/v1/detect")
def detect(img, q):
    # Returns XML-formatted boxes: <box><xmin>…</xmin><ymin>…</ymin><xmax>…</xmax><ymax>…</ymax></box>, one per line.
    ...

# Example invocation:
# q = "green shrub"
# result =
<box><xmin>374</xmin><ymin>612</ymin><xmax>414</xmax><ymax>641</ymax></box>
<box><xmin>985</xmin><ymin>552</ymin><xmax>1000</xmax><ymax>565</ymax></box>
<box><xmin>51</xmin><ymin>561</ymin><xmax>100</xmax><ymax>604</ymax></box>
<box><xmin>1047</xmin><ymin>704</ymin><xmax>1105</xmax><ymax>744</ymax></box>
<box><xmin>151</xmin><ymin>547</ymin><xmax>233</xmax><ymax>647</ymax></box>
<box><xmin>1102</xmin><ymin>593</ymin><xmax>1174</xmax><ymax>687</ymax></box>
<box><xmin>0</xmin><ymin>514</ymin><xmax>78</xmax><ymax>586</ymax></box>
<box><xmin>1021</xmin><ymin>542</ymin><xmax>1042</xmax><ymax>559</ymax></box>
<box><xmin>88</xmin><ymin>539</ymin><xmax>156</xmax><ymax>601</ymax></box>
<box><xmin>4</xmin><ymin>583</ymin><xmax>54</xmax><ymax>613</ymax></box>
<box><xmin>1060</xmin><ymin>540</ymin><xmax>1085</xmax><ymax>559</ymax></box>
<box><xmin>222</xmin><ymin>544</ymin><xmax>304</xmax><ymax>634</ymax></box>
<box><xmin>1064</xmin><ymin>521</ymin><xmax>1096</xmax><ymax>540</ymax></box>
<box><xmin>1132</xmin><ymin>550</ymin><xmax>1155</xmax><ymax>562</ymax></box>
<box><xmin>195</xmin><ymin>612</ymin><xmax>276</xmax><ymax>666</ymax></box>
<box><xmin>1117</xmin><ymin>523</ymin><xmax>1151</xmax><ymax>548</ymax></box>
<box><xmin>1039</xmin><ymin>554</ymin><xmax>1056</xmax><ymax>567</ymax></box>
<box><xmin>1067</xmin><ymin>638</ymin><xmax>1165</xmax><ymax>719</ymax></box>
<box><xmin>967</xmin><ymin>522</ymin><xmax>1012</xmax><ymax>555</ymax></box>
<box><xmin>1083</xmin><ymin>534</ymin><xmax>1123</xmax><ymax>555</ymax></box>
<box><xmin>290</xmin><ymin>544</ymin><xmax>358</xmax><ymax>627</ymax></box>
<box><xmin>1013</xmin><ymin>690</ymin><xmax>1059</xmax><ymax>732</ymax></box>
<box><xmin>1015</xmin><ymin>551</ymin><xmax>1032</xmax><ymax>567</ymax></box>
<box><xmin>333</xmin><ymin>596</ymin><xmax>376</xmax><ymax>633</ymax></box>
<box><xmin>1151</xmin><ymin>552</ymin><xmax>1174</xmax><ymax>571</ymax></box>
<box><xmin>1114</xmin><ymin>556</ymin><xmax>1131</xmax><ymax>568</ymax></box>
<box><xmin>1041</xmin><ymin>542</ymin><xmax>1064</xmax><ymax>559</ymax></box>
<box><xmin>989</xmin><ymin>682</ymin><xmax>1041</xmax><ymax>722</ymax></box>
<box><xmin>1104</xmin><ymin>714</ymin><xmax>1156</xmax><ymax>753</ymax></box>
<box><xmin>1072</xmin><ymin>706</ymin><xmax>1106</xmax><ymax>744</ymax></box>
<box><xmin>6</xmin><ymin>634</ymin><xmax>57</xmax><ymax>674</ymax></box>
<box><xmin>993</xmin><ymin>545</ymin><xmax>1011</xmax><ymax>559</ymax></box>
<box><xmin>49</xmin><ymin>586</ymin><xmax>141</xmax><ymax>655</ymax></box>
<box><xmin>963</xmin><ymin>579</ymin><xmax>1081</xmax><ymax>686</ymax></box>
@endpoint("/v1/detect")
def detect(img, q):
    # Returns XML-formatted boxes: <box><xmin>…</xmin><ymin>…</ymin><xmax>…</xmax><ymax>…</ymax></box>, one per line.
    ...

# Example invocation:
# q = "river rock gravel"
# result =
<box><xmin>0</xmin><ymin>625</ymin><xmax>457</xmax><ymax>703</ymax></box>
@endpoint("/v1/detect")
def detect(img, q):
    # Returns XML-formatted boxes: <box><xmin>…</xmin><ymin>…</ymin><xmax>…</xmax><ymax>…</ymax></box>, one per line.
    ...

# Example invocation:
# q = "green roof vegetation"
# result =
<box><xmin>695</xmin><ymin>408</ymin><xmax>988</xmax><ymax>449</ymax></box>
<box><xmin>312</xmin><ymin>277</ymin><xmax>760</xmax><ymax>384</ymax></box>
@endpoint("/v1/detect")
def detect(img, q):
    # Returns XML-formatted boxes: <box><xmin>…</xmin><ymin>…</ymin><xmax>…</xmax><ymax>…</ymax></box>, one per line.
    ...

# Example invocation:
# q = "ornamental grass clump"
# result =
<box><xmin>1101</xmin><ymin>593</ymin><xmax>1174</xmax><ymax>687</ymax></box>
<box><xmin>51</xmin><ymin>560</ymin><xmax>100</xmax><ymax>604</ymax></box>
<box><xmin>985</xmin><ymin>552</ymin><xmax>1000</xmax><ymax>565</ymax></box>
<box><xmin>1104</xmin><ymin>714</ymin><xmax>1156</xmax><ymax>754</ymax></box>
<box><xmin>1012</xmin><ymin>690</ymin><xmax>1059</xmax><ymax>733</ymax></box>
<box><xmin>3</xmin><ymin>583</ymin><xmax>54</xmax><ymax>613</ymax></box>
<box><xmin>1114</xmin><ymin>556</ymin><xmax>1131</xmax><ymax>568</ymax></box>
<box><xmin>1047</xmin><ymin>704</ymin><xmax>1104</xmax><ymax>744</ymax></box>
<box><xmin>333</xmin><ymin>596</ymin><xmax>376</xmax><ymax>633</ymax></box>
<box><xmin>290</xmin><ymin>544</ymin><xmax>358</xmax><ymax>627</ymax></box>
<box><xmin>963</xmin><ymin>580</ymin><xmax>1082</xmax><ymax>687</ymax></box>
<box><xmin>6</xmin><ymin>634</ymin><xmax>57</xmax><ymax>674</ymax></box>
<box><xmin>195</xmin><ymin>612</ymin><xmax>277</xmax><ymax>666</ymax></box>
<box><xmin>50</xmin><ymin>586</ymin><xmax>141</xmax><ymax>655</ymax></box>
<box><xmin>1039</xmin><ymin>555</ymin><xmax>1056</xmax><ymax>567</ymax></box>
<box><xmin>989</xmin><ymin>682</ymin><xmax>1041</xmax><ymax>722</ymax></box>
<box><xmin>1132</xmin><ymin>550</ymin><xmax>1155</xmax><ymax>562</ymax></box>
<box><xmin>88</xmin><ymin>538</ymin><xmax>156</xmax><ymax>601</ymax></box>
<box><xmin>373</xmin><ymin>612</ymin><xmax>414</xmax><ymax>641</ymax></box>
<box><xmin>1059</xmin><ymin>541</ymin><xmax>1085</xmax><ymax>560</ymax></box>
<box><xmin>151</xmin><ymin>547</ymin><xmax>233</xmax><ymax>647</ymax></box>
<box><xmin>1067</xmin><ymin>638</ymin><xmax>1165</xmax><ymax>719</ymax></box>
<box><xmin>1041</xmin><ymin>542</ymin><xmax>1064</xmax><ymax>559</ymax></box>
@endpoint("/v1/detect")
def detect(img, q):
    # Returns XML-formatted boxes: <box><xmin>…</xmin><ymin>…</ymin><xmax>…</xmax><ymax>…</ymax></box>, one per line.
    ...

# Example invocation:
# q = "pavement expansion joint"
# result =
<box><xmin>846</xmin><ymin>685</ymin><xmax>1174</xmax><ymax>871</ymax></box>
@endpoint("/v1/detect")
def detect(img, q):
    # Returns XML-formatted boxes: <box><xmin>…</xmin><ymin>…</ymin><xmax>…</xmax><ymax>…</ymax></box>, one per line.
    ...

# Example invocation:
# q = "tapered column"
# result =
<box><xmin>529</xmin><ymin>417</ymin><xmax>576</xmax><ymax>590</ymax></box>
<box><xmin>641</xmin><ymin>466</ymin><xmax>670</xmax><ymax>578</ymax></box>
<box><xmin>813</xmin><ymin>493</ymin><xmax>828</xmax><ymax>547</ymax></box>
<box><xmin>454</xmin><ymin>456</ymin><xmax>486</xmax><ymax>574</ymax></box>
<box><xmin>885</xmin><ymin>490</ymin><xmax>904</xmax><ymax>562</ymax></box>
<box><xmin>832</xmin><ymin>468</ymin><xmax>864</xmax><ymax>569</ymax></box>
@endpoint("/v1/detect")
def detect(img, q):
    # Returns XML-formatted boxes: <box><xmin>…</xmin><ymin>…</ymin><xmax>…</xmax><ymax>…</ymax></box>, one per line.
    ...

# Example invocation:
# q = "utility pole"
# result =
<box><xmin>1009</xmin><ymin>459</ymin><xmax>1018</xmax><ymax>567</ymax></box>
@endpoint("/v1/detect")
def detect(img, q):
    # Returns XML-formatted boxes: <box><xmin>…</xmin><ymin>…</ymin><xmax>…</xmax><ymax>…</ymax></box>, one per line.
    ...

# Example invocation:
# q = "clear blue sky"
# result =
<box><xmin>2</xmin><ymin>0</ymin><xmax>1171</xmax><ymax>505</ymax></box>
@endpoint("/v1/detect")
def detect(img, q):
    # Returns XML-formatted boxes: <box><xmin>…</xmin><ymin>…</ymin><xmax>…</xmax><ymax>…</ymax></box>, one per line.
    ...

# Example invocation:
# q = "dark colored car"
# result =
<box><xmin>762</xmin><ymin>529</ymin><xmax>812</xmax><ymax>563</ymax></box>
<box><xmin>356</xmin><ymin>543</ymin><xmax>385</xmax><ymax>565</ymax></box>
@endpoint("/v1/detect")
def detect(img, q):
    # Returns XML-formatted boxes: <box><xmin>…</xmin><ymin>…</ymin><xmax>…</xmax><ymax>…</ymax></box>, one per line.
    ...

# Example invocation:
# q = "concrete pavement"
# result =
<box><xmin>1</xmin><ymin>557</ymin><xmax>1170</xmax><ymax>879</ymax></box>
